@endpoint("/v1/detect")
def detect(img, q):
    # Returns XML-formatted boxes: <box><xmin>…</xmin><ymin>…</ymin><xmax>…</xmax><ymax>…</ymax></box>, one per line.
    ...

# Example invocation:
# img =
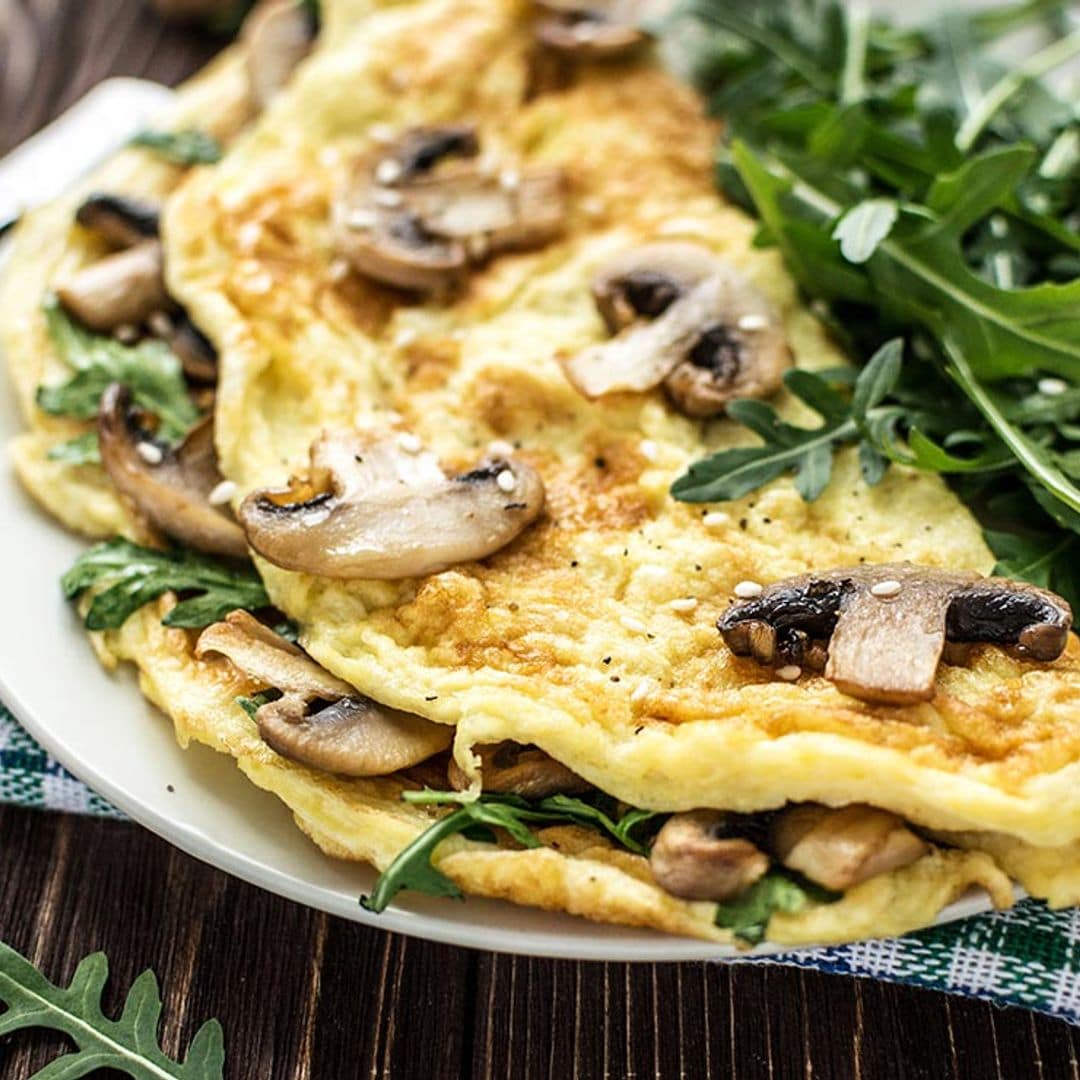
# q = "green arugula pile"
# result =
<box><xmin>0</xmin><ymin>939</ymin><xmax>224</xmax><ymax>1078</ymax></box>
<box><xmin>362</xmin><ymin>790</ymin><xmax>663</xmax><ymax>914</ymax></box>
<box><xmin>131</xmin><ymin>128</ymin><xmax>223</xmax><ymax>166</ymax></box>
<box><xmin>664</xmin><ymin>0</ymin><xmax>1080</xmax><ymax>607</ymax></box>
<box><xmin>63</xmin><ymin>538</ymin><xmax>269</xmax><ymax>630</ymax></box>
<box><xmin>38</xmin><ymin>297</ymin><xmax>200</xmax><ymax>465</ymax></box>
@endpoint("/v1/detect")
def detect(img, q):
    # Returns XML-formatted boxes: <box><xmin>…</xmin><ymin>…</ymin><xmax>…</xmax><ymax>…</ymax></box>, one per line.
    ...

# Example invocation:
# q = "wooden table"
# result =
<box><xmin>3</xmin><ymin>3</ymin><xmax>1080</xmax><ymax>1076</ymax></box>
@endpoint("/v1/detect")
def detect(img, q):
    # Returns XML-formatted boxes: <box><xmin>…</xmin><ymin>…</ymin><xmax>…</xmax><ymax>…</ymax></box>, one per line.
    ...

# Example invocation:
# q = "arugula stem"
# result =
<box><xmin>840</xmin><ymin>1</ymin><xmax>871</xmax><ymax>105</ymax></box>
<box><xmin>684</xmin><ymin>3</ymin><xmax>833</xmax><ymax>92</ymax></box>
<box><xmin>955</xmin><ymin>28</ymin><xmax>1080</xmax><ymax>151</ymax></box>
<box><xmin>945</xmin><ymin>340</ymin><xmax>1080</xmax><ymax>515</ymax></box>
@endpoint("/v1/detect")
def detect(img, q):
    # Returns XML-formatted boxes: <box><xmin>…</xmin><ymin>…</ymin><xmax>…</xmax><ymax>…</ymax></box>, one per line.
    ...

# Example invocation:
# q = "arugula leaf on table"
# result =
<box><xmin>62</xmin><ymin>538</ymin><xmax>269</xmax><ymax>631</ymax></box>
<box><xmin>131</xmin><ymin>128</ymin><xmax>223</xmax><ymax>166</ymax></box>
<box><xmin>0</xmin><ymin>939</ymin><xmax>224</xmax><ymax>1079</ymax></box>
<box><xmin>37</xmin><ymin>296</ymin><xmax>200</xmax><ymax>443</ymax></box>
<box><xmin>361</xmin><ymin>790</ymin><xmax>665</xmax><ymax>914</ymax></box>
<box><xmin>714</xmin><ymin>871</ymin><xmax>839</xmax><ymax>946</ymax></box>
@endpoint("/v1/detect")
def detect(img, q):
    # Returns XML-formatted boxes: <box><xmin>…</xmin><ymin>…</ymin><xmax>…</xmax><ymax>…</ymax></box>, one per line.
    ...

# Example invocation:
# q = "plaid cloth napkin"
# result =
<box><xmin>4</xmin><ymin>705</ymin><xmax>1079</xmax><ymax>1024</ymax></box>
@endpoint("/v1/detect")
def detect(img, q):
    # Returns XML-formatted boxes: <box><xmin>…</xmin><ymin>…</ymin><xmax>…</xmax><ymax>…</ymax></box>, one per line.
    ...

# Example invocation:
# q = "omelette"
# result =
<box><xmin>5</xmin><ymin>0</ymin><xmax>1080</xmax><ymax>947</ymax></box>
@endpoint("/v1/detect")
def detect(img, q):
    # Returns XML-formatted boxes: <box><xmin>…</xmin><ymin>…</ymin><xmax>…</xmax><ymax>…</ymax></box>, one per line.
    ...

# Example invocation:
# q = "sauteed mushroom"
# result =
<box><xmin>97</xmin><ymin>383</ymin><xmax>247</xmax><ymax>559</ymax></box>
<box><xmin>563</xmin><ymin>242</ymin><xmax>791</xmax><ymax>416</ymax></box>
<box><xmin>649</xmin><ymin>810</ymin><xmax>769</xmax><ymax>901</ymax></box>
<box><xmin>534</xmin><ymin>1</ymin><xmax>651</xmax><ymax>57</ymax></box>
<box><xmin>75</xmin><ymin>193</ymin><xmax>160</xmax><ymax>247</ymax></box>
<box><xmin>238</xmin><ymin>430</ymin><xmax>545</xmax><ymax>579</ymax></box>
<box><xmin>242</xmin><ymin>0</ymin><xmax>317</xmax><ymax>109</ymax></box>
<box><xmin>771</xmin><ymin>804</ymin><xmax>929</xmax><ymax>892</ymax></box>
<box><xmin>719</xmin><ymin>563</ymin><xmax>1073</xmax><ymax>705</ymax></box>
<box><xmin>169</xmin><ymin>311</ymin><xmax>218</xmax><ymax>382</ymax></box>
<box><xmin>448</xmin><ymin>742</ymin><xmax>591</xmax><ymax>799</ymax></box>
<box><xmin>333</xmin><ymin>125</ymin><xmax>566</xmax><ymax>293</ymax></box>
<box><xmin>196</xmin><ymin>611</ymin><xmax>451</xmax><ymax>775</ymax></box>
<box><xmin>56</xmin><ymin>242</ymin><xmax>170</xmax><ymax>333</ymax></box>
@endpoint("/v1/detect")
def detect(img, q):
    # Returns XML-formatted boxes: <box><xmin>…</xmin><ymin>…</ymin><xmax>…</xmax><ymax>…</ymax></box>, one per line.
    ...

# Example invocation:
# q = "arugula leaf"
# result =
<box><xmin>0</xmin><ymin>938</ymin><xmax>224</xmax><ymax>1079</ymax></box>
<box><xmin>37</xmin><ymin>297</ymin><xmax>199</xmax><ymax>442</ymax></box>
<box><xmin>714</xmin><ymin>871</ymin><xmax>839</xmax><ymax>946</ymax></box>
<box><xmin>362</xmin><ymin>790</ymin><xmax>665</xmax><ymax>914</ymax></box>
<box><xmin>832</xmin><ymin>198</ymin><xmax>899</xmax><ymax>263</ymax></box>
<box><xmin>672</xmin><ymin>339</ymin><xmax>905</xmax><ymax>502</ymax></box>
<box><xmin>237</xmin><ymin>689</ymin><xmax>284</xmax><ymax>719</ymax></box>
<box><xmin>131</xmin><ymin>128</ymin><xmax>223</xmax><ymax>166</ymax></box>
<box><xmin>664</xmin><ymin>0</ymin><xmax>1080</xmax><ymax>598</ymax></box>
<box><xmin>63</xmin><ymin>538</ymin><xmax>269</xmax><ymax>631</ymax></box>
<box><xmin>47</xmin><ymin>431</ymin><xmax>102</xmax><ymax>465</ymax></box>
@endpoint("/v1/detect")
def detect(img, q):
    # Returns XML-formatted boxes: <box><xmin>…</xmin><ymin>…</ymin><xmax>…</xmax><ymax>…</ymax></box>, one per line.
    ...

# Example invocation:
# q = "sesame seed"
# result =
<box><xmin>317</xmin><ymin>146</ymin><xmax>342</xmax><ymax>167</ymax></box>
<box><xmin>346</xmin><ymin>208</ymin><xmax>377</xmax><ymax>230</ymax></box>
<box><xmin>734</xmin><ymin>580</ymin><xmax>763</xmax><ymax>599</ymax></box>
<box><xmin>639</xmin><ymin>439</ymin><xmax>659</xmax><ymax>462</ymax></box>
<box><xmin>777</xmin><ymin>665</ymin><xmax>802</xmax><ymax>681</ymax></box>
<box><xmin>247</xmin><ymin>270</ymin><xmax>273</xmax><ymax>294</ymax></box>
<box><xmin>1038</xmin><ymin>377</ymin><xmax>1069</xmax><ymax>396</ymax></box>
<box><xmin>574</xmin><ymin>20</ymin><xmax>598</xmax><ymax>40</ymax></box>
<box><xmin>738</xmin><ymin>313</ymin><xmax>769</xmax><ymax>331</ymax></box>
<box><xmin>375</xmin><ymin>159</ymin><xmax>404</xmax><ymax>185</ymax></box>
<box><xmin>620</xmin><ymin>614</ymin><xmax>647</xmax><ymax>634</ymax></box>
<box><xmin>989</xmin><ymin>215</ymin><xmax>1009</xmax><ymax>238</ymax></box>
<box><xmin>328</xmin><ymin>257</ymin><xmax>351</xmax><ymax>282</ymax></box>
<box><xmin>136</xmin><ymin>442</ymin><xmax>164</xmax><ymax>465</ymax></box>
<box><xmin>499</xmin><ymin>169</ymin><xmax>521</xmax><ymax>192</ymax></box>
<box><xmin>374</xmin><ymin>189</ymin><xmax>404</xmax><ymax>208</ymax></box>
<box><xmin>631</xmin><ymin>679</ymin><xmax>652</xmax><ymax>703</ymax></box>
<box><xmin>397</xmin><ymin>432</ymin><xmax>423</xmax><ymax>454</ymax></box>
<box><xmin>209</xmin><ymin>480</ymin><xmax>237</xmax><ymax>506</ymax></box>
<box><xmin>368</xmin><ymin>123</ymin><xmax>397</xmax><ymax>145</ymax></box>
<box><xmin>870</xmin><ymin>579</ymin><xmax>902</xmax><ymax>598</ymax></box>
<box><xmin>393</xmin><ymin>327</ymin><xmax>418</xmax><ymax>348</ymax></box>
<box><xmin>580</xmin><ymin>197</ymin><xmax>605</xmax><ymax>218</ymax></box>
<box><xmin>703</xmin><ymin>511</ymin><xmax>730</xmax><ymax>528</ymax></box>
<box><xmin>237</xmin><ymin>222</ymin><xmax>262</xmax><ymax>250</ymax></box>
<box><xmin>487</xmin><ymin>439</ymin><xmax>515</xmax><ymax>457</ymax></box>
<box><xmin>496</xmin><ymin>469</ymin><xmax>517</xmax><ymax>493</ymax></box>
<box><xmin>148</xmin><ymin>311</ymin><xmax>174</xmax><ymax>338</ymax></box>
<box><xmin>669</xmin><ymin>597</ymin><xmax>698</xmax><ymax>613</ymax></box>
<box><xmin>114</xmin><ymin>323</ymin><xmax>139</xmax><ymax>344</ymax></box>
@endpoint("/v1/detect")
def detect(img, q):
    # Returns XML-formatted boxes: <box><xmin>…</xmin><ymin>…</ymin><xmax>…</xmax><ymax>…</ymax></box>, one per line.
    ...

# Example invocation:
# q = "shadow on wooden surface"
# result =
<box><xmin>2</xmin><ymin>1</ymin><xmax>1080</xmax><ymax>1076</ymax></box>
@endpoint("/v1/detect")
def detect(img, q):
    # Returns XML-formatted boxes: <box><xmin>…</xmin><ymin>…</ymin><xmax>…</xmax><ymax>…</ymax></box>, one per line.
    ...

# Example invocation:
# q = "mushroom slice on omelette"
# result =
<box><xmin>8</xmin><ymin>0</ymin><xmax>1075</xmax><ymax>946</ymax></box>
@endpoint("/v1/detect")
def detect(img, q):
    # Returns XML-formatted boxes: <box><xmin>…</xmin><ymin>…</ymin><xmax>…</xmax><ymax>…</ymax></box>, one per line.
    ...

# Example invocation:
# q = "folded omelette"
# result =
<box><xmin>7</xmin><ymin>0</ymin><xmax>1080</xmax><ymax>946</ymax></box>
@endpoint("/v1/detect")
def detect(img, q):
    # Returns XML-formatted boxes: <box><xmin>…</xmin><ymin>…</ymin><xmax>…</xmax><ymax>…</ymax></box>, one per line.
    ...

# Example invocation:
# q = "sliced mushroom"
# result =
<box><xmin>97</xmin><ymin>383</ymin><xmax>247</xmax><ymax>559</ymax></box>
<box><xmin>563</xmin><ymin>243</ymin><xmax>791</xmax><ymax>417</ymax></box>
<box><xmin>242</xmin><ymin>0</ymin><xmax>317</xmax><ymax>109</ymax></box>
<box><xmin>718</xmin><ymin>563</ymin><xmax>1073</xmax><ymax>705</ymax></box>
<box><xmin>170</xmin><ymin>312</ymin><xmax>218</xmax><ymax>382</ymax></box>
<box><xmin>56</xmin><ymin>242</ymin><xmax>171</xmax><ymax>333</ymax></box>
<box><xmin>448</xmin><ymin>741</ymin><xmax>591</xmax><ymax>799</ymax></box>
<box><xmin>332</xmin><ymin>125</ymin><xmax>566</xmax><ymax>294</ymax></box>
<box><xmin>534</xmin><ymin>0</ymin><xmax>652</xmax><ymax>57</ymax></box>
<box><xmin>75</xmin><ymin>194</ymin><xmax>160</xmax><ymax>248</ymax></box>
<box><xmin>649</xmin><ymin>810</ymin><xmax>769</xmax><ymax>902</ymax></box>
<box><xmin>771</xmin><ymin>804</ymin><xmax>929</xmax><ymax>892</ymax></box>
<box><xmin>196</xmin><ymin>610</ymin><xmax>451</xmax><ymax>776</ymax></box>
<box><xmin>238</xmin><ymin>430</ymin><xmax>545</xmax><ymax>579</ymax></box>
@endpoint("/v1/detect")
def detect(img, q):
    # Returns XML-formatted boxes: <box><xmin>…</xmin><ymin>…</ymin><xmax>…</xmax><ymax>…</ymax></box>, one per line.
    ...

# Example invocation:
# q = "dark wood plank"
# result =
<box><xmin>5</xmin><ymin>4</ymin><xmax>1080</xmax><ymax>1078</ymax></box>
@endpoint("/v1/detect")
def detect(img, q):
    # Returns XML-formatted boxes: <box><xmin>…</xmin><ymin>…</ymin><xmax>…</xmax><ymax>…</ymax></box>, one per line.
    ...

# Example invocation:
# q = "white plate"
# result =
<box><xmin>0</xmin><ymin>82</ymin><xmax>996</xmax><ymax>964</ymax></box>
